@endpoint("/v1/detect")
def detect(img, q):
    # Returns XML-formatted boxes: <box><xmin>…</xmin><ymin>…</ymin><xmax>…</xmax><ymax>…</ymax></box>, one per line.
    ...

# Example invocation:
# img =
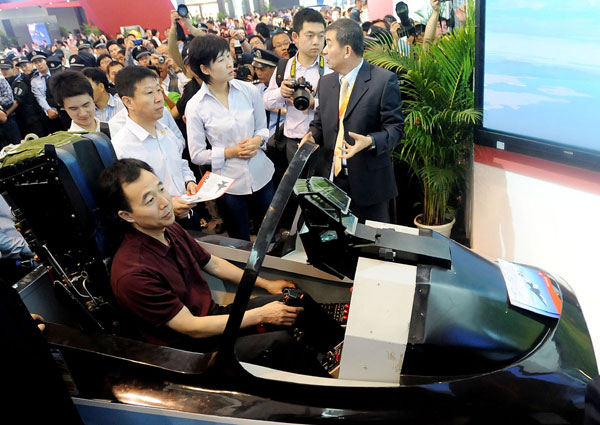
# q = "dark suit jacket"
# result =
<box><xmin>309</xmin><ymin>60</ymin><xmax>404</xmax><ymax>206</ymax></box>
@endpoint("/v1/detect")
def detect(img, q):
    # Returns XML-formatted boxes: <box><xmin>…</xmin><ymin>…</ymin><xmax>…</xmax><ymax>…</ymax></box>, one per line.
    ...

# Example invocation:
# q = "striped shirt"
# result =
<box><xmin>95</xmin><ymin>94</ymin><xmax>124</xmax><ymax>122</ymax></box>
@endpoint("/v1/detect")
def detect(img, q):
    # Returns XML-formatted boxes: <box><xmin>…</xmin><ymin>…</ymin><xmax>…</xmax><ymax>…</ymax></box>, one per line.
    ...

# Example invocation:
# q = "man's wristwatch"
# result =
<box><xmin>367</xmin><ymin>135</ymin><xmax>376</xmax><ymax>151</ymax></box>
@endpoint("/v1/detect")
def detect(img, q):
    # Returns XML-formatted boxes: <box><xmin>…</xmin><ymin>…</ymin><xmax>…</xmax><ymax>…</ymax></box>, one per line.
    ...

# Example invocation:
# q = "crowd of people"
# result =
<box><xmin>0</xmin><ymin>2</ymin><xmax>464</xmax><ymax>372</ymax></box>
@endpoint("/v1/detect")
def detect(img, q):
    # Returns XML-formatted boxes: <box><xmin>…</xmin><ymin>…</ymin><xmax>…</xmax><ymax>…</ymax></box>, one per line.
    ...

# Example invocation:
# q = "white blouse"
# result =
<box><xmin>185</xmin><ymin>79</ymin><xmax>273</xmax><ymax>196</ymax></box>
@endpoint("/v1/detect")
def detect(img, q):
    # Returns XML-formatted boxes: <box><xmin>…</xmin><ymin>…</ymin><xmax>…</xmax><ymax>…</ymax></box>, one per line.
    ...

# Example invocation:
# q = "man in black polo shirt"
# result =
<box><xmin>99</xmin><ymin>158</ymin><xmax>343</xmax><ymax>376</ymax></box>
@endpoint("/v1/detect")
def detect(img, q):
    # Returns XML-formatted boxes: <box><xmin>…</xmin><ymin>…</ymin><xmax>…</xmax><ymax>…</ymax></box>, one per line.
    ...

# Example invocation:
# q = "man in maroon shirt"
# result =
<box><xmin>99</xmin><ymin>158</ymin><xmax>343</xmax><ymax>376</ymax></box>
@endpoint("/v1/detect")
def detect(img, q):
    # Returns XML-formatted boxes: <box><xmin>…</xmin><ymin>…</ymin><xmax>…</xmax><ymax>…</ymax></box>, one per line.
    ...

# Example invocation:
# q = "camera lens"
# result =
<box><xmin>177</xmin><ymin>4</ymin><xmax>188</xmax><ymax>17</ymax></box>
<box><xmin>293</xmin><ymin>89</ymin><xmax>310</xmax><ymax>111</ymax></box>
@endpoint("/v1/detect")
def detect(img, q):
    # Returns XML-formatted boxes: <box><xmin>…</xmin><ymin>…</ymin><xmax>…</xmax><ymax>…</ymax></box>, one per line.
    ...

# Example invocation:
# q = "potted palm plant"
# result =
<box><xmin>364</xmin><ymin>0</ymin><xmax>480</xmax><ymax>237</ymax></box>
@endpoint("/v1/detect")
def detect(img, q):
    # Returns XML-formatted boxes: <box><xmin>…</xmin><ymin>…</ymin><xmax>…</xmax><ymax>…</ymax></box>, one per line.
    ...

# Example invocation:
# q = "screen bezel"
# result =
<box><xmin>473</xmin><ymin>0</ymin><xmax>600</xmax><ymax>172</ymax></box>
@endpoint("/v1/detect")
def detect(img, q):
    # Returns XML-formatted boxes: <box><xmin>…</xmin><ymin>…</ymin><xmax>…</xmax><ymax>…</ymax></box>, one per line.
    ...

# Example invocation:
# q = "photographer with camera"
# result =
<box><xmin>263</xmin><ymin>8</ymin><xmax>330</xmax><ymax>163</ymax></box>
<box><xmin>185</xmin><ymin>35</ymin><xmax>273</xmax><ymax>242</ymax></box>
<box><xmin>151</xmin><ymin>52</ymin><xmax>189</xmax><ymax>96</ymax></box>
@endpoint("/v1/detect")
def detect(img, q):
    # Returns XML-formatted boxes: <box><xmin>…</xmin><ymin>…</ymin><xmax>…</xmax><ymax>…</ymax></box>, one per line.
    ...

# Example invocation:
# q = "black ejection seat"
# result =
<box><xmin>0</xmin><ymin>131</ymin><xmax>122</xmax><ymax>333</ymax></box>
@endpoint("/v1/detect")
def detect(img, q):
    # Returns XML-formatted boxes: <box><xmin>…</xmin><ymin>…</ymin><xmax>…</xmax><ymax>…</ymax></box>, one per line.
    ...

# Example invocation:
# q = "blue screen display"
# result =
<box><xmin>482</xmin><ymin>0</ymin><xmax>600</xmax><ymax>152</ymax></box>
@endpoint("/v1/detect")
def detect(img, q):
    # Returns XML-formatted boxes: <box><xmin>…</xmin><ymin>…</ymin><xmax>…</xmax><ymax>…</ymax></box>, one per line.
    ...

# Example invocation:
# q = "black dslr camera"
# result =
<box><xmin>233</xmin><ymin>39</ymin><xmax>252</xmax><ymax>81</ymax></box>
<box><xmin>289</xmin><ymin>76</ymin><xmax>313</xmax><ymax>111</ymax></box>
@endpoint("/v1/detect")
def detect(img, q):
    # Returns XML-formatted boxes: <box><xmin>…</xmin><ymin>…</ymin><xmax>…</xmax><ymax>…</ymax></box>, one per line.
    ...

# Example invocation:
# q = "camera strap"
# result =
<box><xmin>276</xmin><ymin>54</ymin><xmax>325</xmax><ymax>87</ymax></box>
<box><xmin>290</xmin><ymin>54</ymin><xmax>325</xmax><ymax>79</ymax></box>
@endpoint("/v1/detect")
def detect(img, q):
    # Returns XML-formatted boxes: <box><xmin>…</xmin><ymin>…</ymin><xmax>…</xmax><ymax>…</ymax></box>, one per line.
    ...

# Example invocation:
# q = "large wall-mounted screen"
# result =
<box><xmin>475</xmin><ymin>0</ymin><xmax>600</xmax><ymax>170</ymax></box>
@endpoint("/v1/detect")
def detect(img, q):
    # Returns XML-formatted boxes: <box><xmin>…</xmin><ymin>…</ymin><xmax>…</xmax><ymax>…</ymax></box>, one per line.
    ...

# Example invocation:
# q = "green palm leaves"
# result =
<box><xmin>365</xmin><ymin>0</ymin><xmax>481</xmax><ymax>226</ymax></box>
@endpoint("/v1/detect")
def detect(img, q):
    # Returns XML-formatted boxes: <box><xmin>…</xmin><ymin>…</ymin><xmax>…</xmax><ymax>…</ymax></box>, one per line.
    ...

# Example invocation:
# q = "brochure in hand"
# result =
<box><xmin>498</xmin><ymin>259</ymin><xmax>562</xmax><ymax>318</ymax></box>
<box><xmin>179</xmin><ymin>172</ymin><xmax>235</xmax><ymax>204</ymax></box>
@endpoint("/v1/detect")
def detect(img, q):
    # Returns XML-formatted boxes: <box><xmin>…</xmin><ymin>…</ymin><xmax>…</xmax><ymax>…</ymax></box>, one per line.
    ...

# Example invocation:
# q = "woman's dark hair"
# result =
<box><xmin>187</xmin><ymin>34</ymin><xmax>230</xmax><ymax>85</ymax></box>
<box><xmin>292</xmin><ymin>7</ymin><xmax>326</xmax><ymax>34</ymax></box>
<box><xmin>48</xmin><ymin>70</ymin><xmax>94</xmax><ymax>107</ymax></box>
<box><xmin>96</xmin><ymin>53</ymin><xmax>111</xmax><ymax>67</ymax></box>
<box><xmin>82</xmin><ymin>67</ymin><xmax>109</xmax><ymax>90</ymax></box>
<box><xmin>114</xmin><ymin>65</ymin><xmax>157</xmax><ymax>99</ymax></box>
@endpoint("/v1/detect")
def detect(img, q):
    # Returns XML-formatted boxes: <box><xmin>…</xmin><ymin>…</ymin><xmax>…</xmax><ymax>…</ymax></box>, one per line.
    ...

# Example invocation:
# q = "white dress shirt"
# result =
<box><xmin>111</xmin><ymin>116</ymin><xmax>196</xmax><ymax>197</ymax></box>
<box><xmin>95</xmin><ymin>94</ymin><xmax>124</xmax><ymax>122</ymax></box>
<box><xmin>108</xmin><ymin>106</ymin><xmax>184</xmax><ymax>142</ymax></box>
<box><xmin>68</xmin><ymin>118</ymin><xmax>101</xmax><ymax>132</ymax></box>
<box><xmin>185</xmin><ymin>79</ymin><xmax>273</xmax><ymax>196</ymax></box>
<box><xmin>263</xmin><ymin>54</ymin><xmax>331</xmax><ymax>139</ymax></box>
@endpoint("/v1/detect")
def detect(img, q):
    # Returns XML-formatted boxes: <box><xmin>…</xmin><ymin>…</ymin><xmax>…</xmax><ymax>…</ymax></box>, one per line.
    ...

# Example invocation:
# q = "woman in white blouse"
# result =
<box><xmin>185</xmin><ymin>35</ymin><xmax>274</xmax><ymax>241</ymax></box>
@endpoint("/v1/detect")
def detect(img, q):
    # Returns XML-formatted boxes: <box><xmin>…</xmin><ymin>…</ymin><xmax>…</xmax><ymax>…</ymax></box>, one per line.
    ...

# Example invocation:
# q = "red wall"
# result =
<box><xmin>79</xmin><ymin>0</ymin><xmax>174</xmax><ymax>38</ymax></box>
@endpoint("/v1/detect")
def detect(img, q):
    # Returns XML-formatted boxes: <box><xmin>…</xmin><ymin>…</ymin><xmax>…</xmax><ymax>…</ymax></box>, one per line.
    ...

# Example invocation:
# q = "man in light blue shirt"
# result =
<box><xmin>82</xmin><ymin>67</ymin><xmax>124</xmax><ymax>122</ymax></box>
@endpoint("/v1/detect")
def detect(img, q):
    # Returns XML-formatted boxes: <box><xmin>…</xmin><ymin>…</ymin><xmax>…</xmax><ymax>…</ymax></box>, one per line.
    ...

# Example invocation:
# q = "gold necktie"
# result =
<box><xmin>334</xmin><ymin>77</ymin><xmax>350</xmax><ymax>177</ymax></box>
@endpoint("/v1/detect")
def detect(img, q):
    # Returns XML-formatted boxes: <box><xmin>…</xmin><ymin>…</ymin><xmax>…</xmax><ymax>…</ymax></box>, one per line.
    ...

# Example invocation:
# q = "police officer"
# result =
<box><xmin>46</xmin><ymin>55</ymin><xmax>71</xmax><ymax>131</ymax></box>
<box><xmin>252</xmin><ymin>49</ymin><xmax>282</xmax><ymax>137</ymax></box>
<box><xmin>16</xmin><ymin>56</ymin><xmax>35</xmax><ymax>76</ymax></box>
<box><xmin>31</xmin><ymin>52</ymin><xmax>67</xmax><ymax>134</ymax></box>
<box><xmin>0</xmin><ymin>59</ymin><xmax>22</xmax><ymax>146</ymax></box>
<box><xmin>132</xmin><ymin>46</ymin><xmax>151</xmax><ymax>67</ymax></box>
<box><xmin>0</xmin><ymin>58</ymin><xmax>45</xmax><ymax>138</ymax></box>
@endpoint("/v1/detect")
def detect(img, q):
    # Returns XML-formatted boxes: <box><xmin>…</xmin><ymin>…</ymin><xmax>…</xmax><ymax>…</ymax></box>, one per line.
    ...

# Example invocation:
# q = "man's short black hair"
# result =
<box><xmin>326</xmin><ymin>18</ymin><xmax>364</xmax><ymax>56</ymax></box>
<box><xmin>292</xmin><ymin>7</ymin><xmax>326</xmax><ymax>34</ymax></box>
<box><xmin>146</xmin><ymin>65</ymin><xmax>160</xmax><ymax>77</ymax></box>
<box><xmin>384</xmin><ymin>14</ymin><xmax>397</xmax><ymax>24</ymax></box>
<box><xmin>187</xmin><ymin>34</ymin><xmax>229</xmax><ymax>85</ymax></box>
<box><xmin>106</xmin><ymin>60</ymin><xmax>124</xmax><ymax>74</ymax></box>
<box><xmin>255</xmin><ymin>22</ymin><xmax>270</xmax><ymax>40</ymax></box>
<box><xmin>98</xmin><ymin>158</ymin><xmax>154</xmax><ymax>217</ymax></box>
<box><xmin>106</xmin><ymin>40</ymin><xmax>118</xmax><ymax>48</ymax></box>
<box><xmin>48</xmin><ymin>70</ymin><xmax>94</xmax><ymax>107</ymax></box>
<box><xmin>82</xmin><ymin>67</ymin><xmax>109</xmax><ymax>91</ymax></box>
<box><xmin>248</xmin><ymin>34</ymin><xmax>265</xmax><ymax>43</ymax></box>
<box><xmin>114</xmin><ymin>65</ymin><xmax>158</xmax><ymax>99</ymax></box>
<box><xmin>372</xmin><ymin>19</ymin><xmax>391</xmax><ymax>31</ymax></box>
<box><xmin>96</xmin><ymin>53</ymin><xmax>111</xmax><ymax>66</ymax></box>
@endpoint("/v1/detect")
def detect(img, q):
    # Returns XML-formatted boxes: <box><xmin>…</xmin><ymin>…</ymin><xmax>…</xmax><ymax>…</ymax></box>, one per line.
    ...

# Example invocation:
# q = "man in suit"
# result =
<box><xmin>301</xmin><ymin>18</ymin><xmax>403</xmax><ymax>223</ymax></box>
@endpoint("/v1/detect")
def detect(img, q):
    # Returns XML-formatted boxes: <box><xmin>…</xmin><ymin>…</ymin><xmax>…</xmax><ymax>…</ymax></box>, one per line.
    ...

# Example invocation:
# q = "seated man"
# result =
<box><xmin>98</xmin><ymin>159</ymin><xmax>343</xmax><ymax>376</ymax></box>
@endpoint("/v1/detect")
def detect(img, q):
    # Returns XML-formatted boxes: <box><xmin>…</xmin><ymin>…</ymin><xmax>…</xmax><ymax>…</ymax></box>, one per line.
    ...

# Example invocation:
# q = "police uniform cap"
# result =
<box><xmin>132</xmin><ymin>46</ymin><xmax>150</xmax><ymax>61</ymax></box>
<box><xmin>69</xmin><ymin>54</ymin><xmax>86</xmax><ymax>68</ymax></box>
<box><xmin>31</xmin><ymin>51</ymin><xmax>48</xmax><ymax>61</ymax></box>
<box><xmin>252</xmin><ymin>48</ymin><xmax>279</xmax><ymax>68</ymax></box>
<box><xmin>93</xmin><ymin>40</ymin><xmax>106</xmax><ymax>48</ymax></box>
<box><xmin>46</xmin><ymin>55</ymin><xmax>62</xmax><ymax>70</ymax></box>
<box><xmin>17</xmin><ymin>56</ymin><xmax>31</xmax><ymax>65</ymax></box>
<box><xmin>0</xmin><ymin>58</ymin><xmax>14</xmax><ymax>69</ymax></box>
<box><xmin>78</xmin><ymin>40</ymin><xmax>92</xmax><ymax>49</ymax></box>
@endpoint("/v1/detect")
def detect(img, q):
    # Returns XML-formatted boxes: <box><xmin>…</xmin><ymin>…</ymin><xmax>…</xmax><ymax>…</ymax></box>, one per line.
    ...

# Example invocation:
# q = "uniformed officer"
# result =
<box><xmin>132</xmin><ymin>46</ymin><xmax>151</xmax><ymax>67</ymax></box>
<box><xmin>252</xmin><ymin>48</ymin><xmax>282</xmax><ymax>137</ymax></box>
<box><xmin>16</xmin><ymin>56</ymin><xmax>35</xmax><ymax>76</ymax></box>
<box><xmin>30</xmin><ymin>52</ymin><xmax>68</xmax><ymax>134</ymax></box>
<box><xmin>0</xmin><ymin>58</ymin><xmax>45</xmax><ymax>138</ymax></box>
<box><xmin>0</xmin><ymin>59</ymin><xmax>22</xmax><ymax>146</ymax></box>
